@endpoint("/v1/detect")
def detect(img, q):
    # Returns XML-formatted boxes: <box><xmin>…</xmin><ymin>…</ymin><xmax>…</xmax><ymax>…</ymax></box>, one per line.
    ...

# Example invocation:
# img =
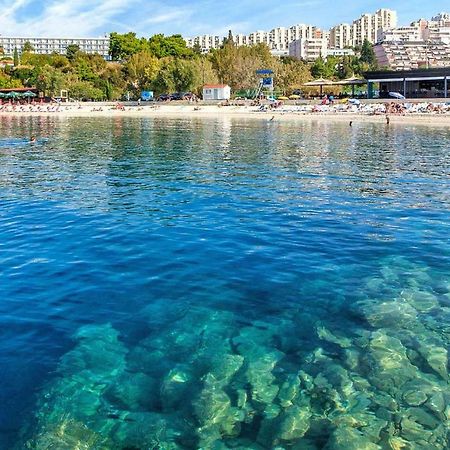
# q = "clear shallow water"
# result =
<box><xmin>0</xmin><ymin>116</ymin><xmax>449</xmax><ymax>449</ymax></box>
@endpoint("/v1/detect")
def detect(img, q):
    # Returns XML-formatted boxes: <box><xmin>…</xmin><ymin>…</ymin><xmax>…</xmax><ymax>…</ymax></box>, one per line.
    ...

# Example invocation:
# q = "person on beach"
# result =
<box><xmin>386</xmin><ymin>116</ymin><xmax>390</xmax><ymax>126</ymax></box>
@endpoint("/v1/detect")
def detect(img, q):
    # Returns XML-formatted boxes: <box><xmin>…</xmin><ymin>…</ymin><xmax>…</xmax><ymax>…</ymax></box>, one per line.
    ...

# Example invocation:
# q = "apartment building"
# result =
<box><xmin>185</xmin><ymin>35</ymin><xmax>223</xmax><ymax>53</ymax></box>
<box><xmin>247</xmin><ymin>31</ymin><xmax>271</xmax><ymax>47</ymax></box>
<box><xmin>289</xmin><ymin>38</ymin><xmax>327</xmax><ymax>61</ymax></box>
<box><xmin>329</xmin><ymin>23</ymin><xmax>352</xmax><ymax>49</ymax></box>
<box><xmin>378</xmin><ymin>13</ymin><xmax>450</xmax><ymax>45</ymax></box>
<box><xmin>329</xmin><ymin>9</ymin><xmax>397</xmax><ymax>49</ymax></box>
<box><xmin>0</xmin><ymin>36</ymin><xmax>110</xmax><ymax>59</ymax></box>
<box><xmin>374</xmin><ymin>41</ymin><xmax>450</xmax><ymax>70</ymax></box>
<box><xmin>186</xmin><ymin>23</ymin><xmax>319</xmax><ymax>55</ymax></box>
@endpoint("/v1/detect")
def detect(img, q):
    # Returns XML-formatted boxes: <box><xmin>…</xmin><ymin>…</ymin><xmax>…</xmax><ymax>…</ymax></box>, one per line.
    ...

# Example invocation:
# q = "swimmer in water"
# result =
<box><xmin>30</xmin><ymin>136</ymin><xmax>36</xmax><ymax>143</ymax></box>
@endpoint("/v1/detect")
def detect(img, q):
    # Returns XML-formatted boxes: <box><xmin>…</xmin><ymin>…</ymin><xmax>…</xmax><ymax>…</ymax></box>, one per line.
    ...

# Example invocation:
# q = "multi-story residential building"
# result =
<box><xmin>289</xmin><ymin>38</ymin><xmax>327</xmax><ymax>61</ymax></box>
<box><xmin>329</xmin><ymin>24</ymin><xmax>352</xmax><ymax>49</ymax></box>
<box><xmin>378</xmin><ymin>13</ymin><xmax>450</xmax><ymax>45</ymax></box>
<box><xmin>289</xmin><ymin>24</ymin><xmax>317</xmax><ymax>41</ymax></box>
<box><xmin>247</xmin><ymin>30</ymin><xmax>270</xmax><ymax>47</ymax></box>
<box><xmin>186</xmin><ymin>23</ymin><xmax>319</xmax><ymax>55</ymax></box>
<box><xmin>427</xmin><ymin>27</ymin><xmax>450</xmax><ymax>44</ymax></box>
<box><xmin>0</xmin><ymin>36</ymin><xmax>110</xmax><ymax>59</ymax></box>
<box><xmin>378</xmin><ymin>23</ymin><xmax>426</xmax><ymax>43</ymax></box>
<box><xmin>329</xmin><ymin>8</ymin><xmax>397</xmax><ymax>49</ymax></box>
<box><xmin>185</xmin><ymin>35</ymin><xmax>223</xmax><ymax>53</ymax></box>
<box><xmin>350</xmin><ymin>9</ymin><xmax>397</xmax><ymax>47</ymax></box>
<box><xmin>374</xmin><ymin>41</ymin><xmax>450</xmax><ymax>70</ymax></box>
<box><xmin>186</xmin><ymin>8</ymin><xmax>397</xmax><ymax>58</ymax></box>
<box><xmin>233</xmin><ymin>34</ymin><xmax>248</xmax><ymax>47</ymax></box>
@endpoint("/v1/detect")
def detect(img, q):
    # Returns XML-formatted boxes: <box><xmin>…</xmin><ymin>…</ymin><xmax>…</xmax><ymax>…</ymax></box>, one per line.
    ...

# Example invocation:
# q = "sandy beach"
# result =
<box><xmin>1</xmin><ymin>102</ymin><xmax>450</xmax><ymax>126</ymax></box>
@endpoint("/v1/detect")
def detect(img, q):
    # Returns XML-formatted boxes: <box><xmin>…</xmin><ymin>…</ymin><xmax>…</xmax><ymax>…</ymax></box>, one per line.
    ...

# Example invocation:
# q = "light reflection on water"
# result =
<box><xmin>0</xmin><ymin>116</ymin><xmax>449</xmax><ymax>448</ymax></box>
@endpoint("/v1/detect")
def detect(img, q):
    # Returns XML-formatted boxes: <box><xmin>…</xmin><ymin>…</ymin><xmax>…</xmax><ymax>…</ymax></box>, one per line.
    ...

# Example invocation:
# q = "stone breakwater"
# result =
<box><xmin>21</xmin><ymin>255</ymin><xmax>449</xmax><ymax>449</ymax></box>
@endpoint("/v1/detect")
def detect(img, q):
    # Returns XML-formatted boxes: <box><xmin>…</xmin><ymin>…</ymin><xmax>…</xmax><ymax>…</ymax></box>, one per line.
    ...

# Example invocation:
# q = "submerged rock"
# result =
<box><xmin>316</xmin><ymin>325</ymin><xmax>352</xmax><ymax>348</ymax></box>
<box><xmin>417</xmin><ymin>339</ymin><xmax>448</xmax><ymax>380</ymax></box>
<box><xmin>401</xmin><ymin>290</ymin><xmax>439</xmax><ymax>312</ymax></box>
<box><xmin>358</xmin><ymin>300</ymin><xmax>417</xmax><ymax>329</ymax></box>
<box><xmin>325</xmin><ymin>426</ymin><xmax>382</xmax><ymax>450</ymax></box>
<box><xmin>402</xmin><ymin>390</ymin><xmax>427</xmax><ymax>407</ymax></box>
<box><xmin>278</xmin><ymin>405</ymin><xmax>311</xmax><ymax>441</ymax></box>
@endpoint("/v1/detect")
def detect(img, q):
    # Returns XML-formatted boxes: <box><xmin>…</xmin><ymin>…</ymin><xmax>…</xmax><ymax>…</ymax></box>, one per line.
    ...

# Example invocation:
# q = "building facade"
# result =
<box><xmin>374</xmin><ymin>41</ymin><xmax>450</xmax><ymax>70</ymax></box>
<box><xmin>0</xmin><ymin>36</ymin><xmax>110</xmax><ymax>59</ymax></box>
<box><xmin>330</xmin><ymin>9</ymin><xmax>397</xmax><ymax>49</ymax></box>
<box><xmin>185</xmin><ymin>35</ymin><xmax>223</xmax><ymax>53</ymax></box>
<box><xmin>289</xmin><ymin>38</ymin><xmax>327</xmax><ymax>61</ymax></box>
<box><xmin>365</xmin><ymin>67</ymin><xmax>449</xmax><ymax>98</ymax></box>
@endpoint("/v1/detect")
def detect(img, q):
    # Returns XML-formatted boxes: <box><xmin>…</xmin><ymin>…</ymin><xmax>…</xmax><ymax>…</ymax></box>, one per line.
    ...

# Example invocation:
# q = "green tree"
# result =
<box><xmin>148</xmin><ymin>34</ymin><xmax>193</xmax><ymax>58</ymax></box>
<box><xmin>0</xmin><ymin>71</ymin><xmax>23</xmax><ymax>88</ymax></box>
<box><xmin>36</xmin><ymin>65</ymin><xmax>65</xmax><ymax>96</ymax></box>
<box><xmin>153</xmin><ymin>58</ymin><xmax>197</xmax><ymax>93</ymax></box>
<box><xmin>13</xmin><ymin>47</ymin><xmax>20</xmax><ymax>66</ymax></box>
<box><xmin>109</xmin><ymin>32</ymin><xmax>148</xmax><ymax>61</ymax></box>
<box><xmin>311</xmin><ymin>56</ymin><xmax>336</xmax><ymax>79</ymax></box>
<box><xmin>125</xmin><ymin>51</ymin><xmax>160</xmax><ymax>92</ymax></box>
<box><xmin>66</xmin><ymin>44</ymin><xmax>80</xmax><ymax>61</ymax></box>
<box><xmin>193</xmin><ymin>43</ymin><xmax>202</xmax><ymax>55</ymax></box>
<box><xmin>360</xmin><ymin>39</ymin><xmax>377</xmax><ymax>69</ymax></box>
<box><xmin>22</xmin><ymin>41</ymin><xmax>34</xmax><ymax>53</ymax></box>
<box><xmin>66</xmin><ymin>79</ymin><xmax>104</xmax><ymax>100</ymax></box>
<box><xmin>273</xmin><ymin>57</ymin><xmax>311</xmax><ymax>94</ymax></box>
<box><xmin>211</xmin><ymin>42</ymin><xmax>272</xmax><ymax>90</ymax></box>
<box><xmin>222</xmin><ymin>30</ymin><xmax>234</xmax><ymax>47</ymax></box>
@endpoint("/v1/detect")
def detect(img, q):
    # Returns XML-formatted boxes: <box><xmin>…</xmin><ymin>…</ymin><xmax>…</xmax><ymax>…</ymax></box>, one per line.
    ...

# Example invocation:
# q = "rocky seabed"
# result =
<box><xmin>21</xmin><ymin>256</ymin><xmax>450</xmax><ymax>449</ymax></box>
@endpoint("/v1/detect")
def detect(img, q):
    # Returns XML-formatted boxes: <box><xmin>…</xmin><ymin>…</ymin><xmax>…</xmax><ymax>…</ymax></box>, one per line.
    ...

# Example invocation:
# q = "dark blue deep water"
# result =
<box><xmin>1</xmin><ymin>116</ymin><xmax>449</xmax><ymax>449</ymax></box>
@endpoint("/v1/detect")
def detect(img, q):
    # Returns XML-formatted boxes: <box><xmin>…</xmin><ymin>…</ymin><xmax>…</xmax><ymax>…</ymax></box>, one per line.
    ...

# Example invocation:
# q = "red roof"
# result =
<box><xmin>203</xmin><ymin>84</ymin><xmax>229</xmax><ymax>89</ymax></box>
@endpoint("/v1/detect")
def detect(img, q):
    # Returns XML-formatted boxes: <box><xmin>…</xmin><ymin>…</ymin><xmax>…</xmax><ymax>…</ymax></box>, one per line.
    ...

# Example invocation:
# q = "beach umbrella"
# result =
<box><xmin>4</xmin><ymin>91</ymin><xmax>20</xmax><ymax>99</ymax></box>
<box><xmin>303</xmin><ymin>78</ymin><xmax>334</xmax><ymax>96</ymax></box>
<box><xmin>22</xmin><ymin>91</ymin><xmax>37</xmax><ymax>97</ymax></box>
<box><xmin>334</xmin><ymin>76</ymin><xmax>367</xmax><ymax>97</ymax></box>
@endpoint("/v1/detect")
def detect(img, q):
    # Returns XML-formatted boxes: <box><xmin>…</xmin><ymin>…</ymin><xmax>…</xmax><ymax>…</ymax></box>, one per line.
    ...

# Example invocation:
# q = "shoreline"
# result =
<box><xmin>1</xmin><ymin>104</ymin><xmax>450</xmax><ymax>126</ymax></box>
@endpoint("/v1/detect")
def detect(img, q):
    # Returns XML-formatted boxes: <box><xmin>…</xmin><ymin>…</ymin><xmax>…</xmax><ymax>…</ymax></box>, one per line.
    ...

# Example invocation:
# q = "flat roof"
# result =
<box><xmin>365</xmin><ymin>67</ymin><xmax>450</xmax><ymax>81</ymax></box>
<box><xmin>0</xmin><ymin>87</ymin><xmax>38</xmax><ymax>92</ymax></box>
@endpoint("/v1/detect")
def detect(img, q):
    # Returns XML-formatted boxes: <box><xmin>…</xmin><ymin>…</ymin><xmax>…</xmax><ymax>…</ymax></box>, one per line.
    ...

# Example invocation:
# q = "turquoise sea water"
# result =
<box><xmin>0</xmin><ymin>116</ymin><xmax>449</xmax><ymax>449</ymax></box>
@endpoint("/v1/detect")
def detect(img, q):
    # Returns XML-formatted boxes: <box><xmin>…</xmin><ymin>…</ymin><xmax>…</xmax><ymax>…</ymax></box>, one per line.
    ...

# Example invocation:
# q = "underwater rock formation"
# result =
<box><xmin>21</xmin><ymin>258</ymin><xmax>450</xmax><ymax>449</ymax></box>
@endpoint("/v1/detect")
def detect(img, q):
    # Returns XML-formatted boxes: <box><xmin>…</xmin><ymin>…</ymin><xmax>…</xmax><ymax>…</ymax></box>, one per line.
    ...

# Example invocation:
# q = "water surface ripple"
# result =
<box><xmin>0</xmin><ymin>116</ymin><xmax>449</xmax><ymax>449</ymax></box>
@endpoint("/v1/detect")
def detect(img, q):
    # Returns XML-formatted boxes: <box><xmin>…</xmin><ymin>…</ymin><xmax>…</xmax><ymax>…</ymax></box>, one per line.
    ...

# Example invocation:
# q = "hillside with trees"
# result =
<box><xmin>0</xmin><ymin>33</ymin><xmax>377</xmax><ymax>100</ymax></box>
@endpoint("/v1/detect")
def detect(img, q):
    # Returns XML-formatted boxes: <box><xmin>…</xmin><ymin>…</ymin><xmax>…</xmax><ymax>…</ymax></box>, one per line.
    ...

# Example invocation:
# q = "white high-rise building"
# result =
<box><xmin>233</xmin><ymin>34</ymin><xmax>248</xmax><ymax>46</ymax></box>
<box><xmin>330</xmin><ymin>8</ymin><xmax>397</xmax><ymax>48</ymax></box>
<box><xmin>185</xmin><ymin>35</ymin><xmax>223</xmax><ymax>53</ymax></box>
<box><xmin>247</xmin><ymin>31</ymin><xmax>270</xmax><ymax>46</ymax></box>
<box><xmin>0</xmin><ymin>36</ymin><xmax>110</xmax><ymax>59</ymax></box>
<box><xmin>329</xmin><ymin>24</ymin><xmax>352</xmax><ymax>49</ymax></box>
<box><xmin>378</xmin><ymin>13</ymin><xmax>450</xmax><ymax>45</ymax></box>
<box><xmin>289</xmin><ymin>38</ymin><xmax>327</xmax><ymax>61</ymax></box>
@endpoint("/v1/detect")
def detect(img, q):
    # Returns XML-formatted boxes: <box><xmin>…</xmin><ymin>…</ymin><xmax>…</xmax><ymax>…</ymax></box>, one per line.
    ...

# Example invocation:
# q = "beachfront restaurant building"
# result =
<box><xmin>365</xmin><ymin>68</ymin><xmax>449</xmax><ymax>99</ymax></box>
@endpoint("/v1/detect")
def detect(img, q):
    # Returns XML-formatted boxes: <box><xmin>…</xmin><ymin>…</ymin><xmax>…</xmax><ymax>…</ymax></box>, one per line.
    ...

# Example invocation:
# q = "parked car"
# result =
<box><xmin>170</xmin><ymin>92</ymin><xmax>184</xmax><ymax>101</ymax></box>
<box><xmin>158</xmin><ymin>94</ymin><xmax>171</xmax><ymax>102</ymax></box>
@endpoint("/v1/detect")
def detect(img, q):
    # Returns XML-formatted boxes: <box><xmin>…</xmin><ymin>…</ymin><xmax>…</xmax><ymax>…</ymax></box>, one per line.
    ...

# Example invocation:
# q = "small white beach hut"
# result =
<box><xmin>202</xmin><ymin>84</ymin><xmax>231</xmax><ymax>101</ymax></box>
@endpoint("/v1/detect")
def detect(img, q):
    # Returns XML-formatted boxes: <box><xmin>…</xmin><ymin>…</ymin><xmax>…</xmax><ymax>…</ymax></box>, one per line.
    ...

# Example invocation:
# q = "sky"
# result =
<box><xmin>0</xmin><ymin>0</ymin><xmax>448</xmax><ymax>38</ymax></box>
